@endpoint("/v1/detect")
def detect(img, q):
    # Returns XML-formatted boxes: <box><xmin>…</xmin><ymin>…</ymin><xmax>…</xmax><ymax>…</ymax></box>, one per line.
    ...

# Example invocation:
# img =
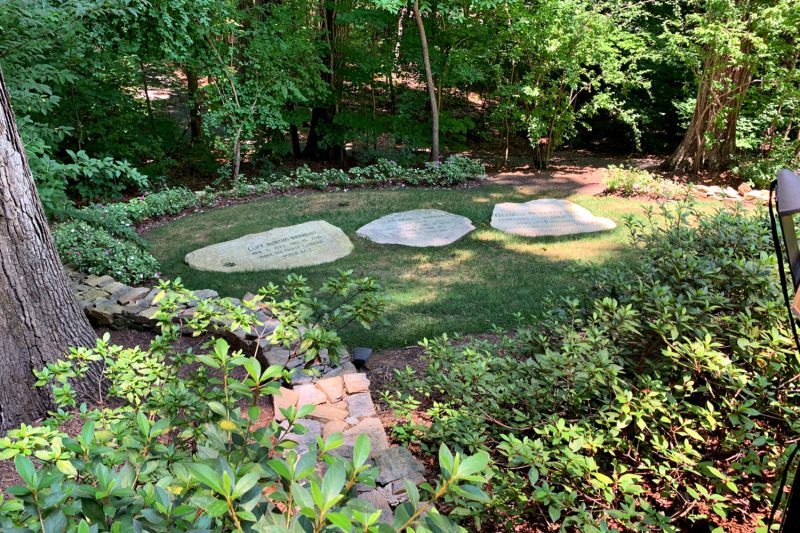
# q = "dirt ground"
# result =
<box><xmin>485</xmin><ymin>149</ymin><xmax>663</xmax><ymax>195</ymax></box>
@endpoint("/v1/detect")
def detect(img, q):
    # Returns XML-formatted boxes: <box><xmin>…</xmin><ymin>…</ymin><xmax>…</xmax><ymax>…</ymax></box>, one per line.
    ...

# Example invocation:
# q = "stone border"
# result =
<box><xmin>276</xmin><ymin>373</ymin><xmax>425</xmax><ymax>523</ymax></box>
<box><xmin>67</xmin><ymin>268</ymin><xmax>423</xmax><ymax>523</ymax></box>
<box><xmin>693</xmin><ymin>183</ymin><xmax>769</xmax><ymax>203</ymax></box>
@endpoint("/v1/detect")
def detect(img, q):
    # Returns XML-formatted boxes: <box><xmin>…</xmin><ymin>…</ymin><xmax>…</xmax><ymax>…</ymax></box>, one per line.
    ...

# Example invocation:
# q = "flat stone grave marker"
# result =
<box><xmin>356</xmin><ymin>209</ymin><xmax>474</xmax><ymax>247</ymax></box>
<box><xmin>491</xmin><ymin>199</ymin><xmax>616</xmax><ymax>237</ymax></box>
<box><xmin>185</xmin><ymin>220</ymin><xmax>353</xmax><ymax>272</ymax></box>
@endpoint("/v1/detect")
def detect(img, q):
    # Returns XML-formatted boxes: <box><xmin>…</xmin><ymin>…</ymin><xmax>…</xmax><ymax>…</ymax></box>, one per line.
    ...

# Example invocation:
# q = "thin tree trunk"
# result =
<box><xmin>413</xmin><ymin>0</ymin><xmax>439</xmax><ymax>162</ymax></box>
<box><xmin>232</xmin><ymin>128</ymin><xmax>242</xmax><ymax>182</ymax></box>
<box><xmin>290</xmin><ymin>125</ymin><xmax>302</xmax><ymax>158</ymax></box>
<box><xmin>186</xmin><ymin>66</ymin><xmax>203</xmax><ymax>143</ymax></box>
<box><xmin>139</xmin><ymin>62</ymin><xmax>155</xmax><ymax>129</ymax></box>
<box><xmin>0</xmin><ymin>67</ymin><xmax>96</xmax><ymax>430</ymax></box>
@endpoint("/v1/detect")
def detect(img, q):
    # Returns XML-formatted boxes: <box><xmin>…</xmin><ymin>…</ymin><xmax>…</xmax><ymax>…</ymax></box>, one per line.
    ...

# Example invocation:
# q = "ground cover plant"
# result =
<box><xmin>146</xmin><ymin>186</ymin><xmax>666</xmax><ymax>349</ymax></box>
<box><xmin>603</xmin><ymin>165</ymin><xmax>691</xmax><ymax>199</ymax></box>
<box><xmin>383</xmin><ymin>202</ymin><xmax>799</xmax><ymax>531</ymax></box>
<box><xmin>0</xmin><ymin>279</ymin><xmax>491</xmax><ymax>531</ymax></box>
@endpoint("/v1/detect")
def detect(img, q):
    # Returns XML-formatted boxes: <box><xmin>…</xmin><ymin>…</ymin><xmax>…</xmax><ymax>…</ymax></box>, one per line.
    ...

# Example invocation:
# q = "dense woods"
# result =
<box><xmin>1</xmin><ymin>0</ymin><xmax>798</xmax><ymax>212</ymax></box>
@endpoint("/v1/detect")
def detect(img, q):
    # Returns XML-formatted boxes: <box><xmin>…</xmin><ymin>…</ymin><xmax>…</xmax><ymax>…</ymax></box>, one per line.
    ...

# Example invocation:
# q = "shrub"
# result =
<box><xmin>386</xmin><ymin>202</ymin><xmax>800</xmax><ymax>531</ymax></box>
<box><xmin>733</xmin><ymin>138</ymin><xmax>800</xmax><ymax>189</ymax></box>
<box><xmin>604</xmin><ymin>165</ymin><xmax>688</xmax><ymax>199</ymax></box>
<box><xmin>61</xmin><ymin>150</ymin><xmax>151</xmax><ymax>202</ymax></box>
<box><xmin>281</xmin><ymin>156</ymin><xmax>486</xmax><ymax>191</ymax></box>
<box><xmin>0</xmin><ymin>281</ymin><xmax>491</xmax><ymax>531</ymax></box>
<box><xmin>53</xmin><ymin>221</ymin><xmax>160</xmax><ymax>284</ymax></box>
<box><xmin>55</xmin><ymin>189</ymin><xmax>200</xmax><ymax>283</ymax></box>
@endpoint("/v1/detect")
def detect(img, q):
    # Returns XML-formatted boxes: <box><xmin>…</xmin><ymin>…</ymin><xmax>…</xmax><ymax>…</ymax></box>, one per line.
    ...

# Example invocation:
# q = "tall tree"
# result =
<box><xmin>0</xmin><ymin>67</ymin><xmax>96</xmax><ymax>430</ymax></box>
<box><xmin>662</xmin><ymin>0</ymin><xmax>756</xmax><ymax>172</ymax></box>
<box><xmin>412</xmin><ymin>0</ymin><xmax>439</xmax><ymax>162</ymax></box>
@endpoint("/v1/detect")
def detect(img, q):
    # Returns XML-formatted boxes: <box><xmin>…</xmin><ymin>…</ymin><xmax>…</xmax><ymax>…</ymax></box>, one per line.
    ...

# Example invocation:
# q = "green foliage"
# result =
<box><xmin>603</xmin><ymin>165</ymin><xmax>690</xmax><ymax>199</ymax></box>
<box><xmin>53</xmin><ymin>221</ymin><xmax>160</xmax><ymax>284</ymax></box>
<box><xmin>60</xmin><ymin>150</ymin><xmax>150</xmax><ymax>202</ymax></box>
<box><xmin>388</xmin><ymin>203</ymin><xmax>800</xmax><ymax>530</ymax></box>
<box><xmin>733</xmin><ymin>137</ymin><xmax>800</xmax><ymax>189</ymax></box>
<box><xmin>286</xmin><ymin>156</ymin><xmax>486</xmax><ymax>190</ymax></box>
<box><xmin>0</xmin><ymin>283</ymin><xmax>491</xmax><ymax>531</ymax></box>
<box><xmin>53</xmin><ymin>189</ymin><xmax>200</xmax><ymax>283</ymax></box>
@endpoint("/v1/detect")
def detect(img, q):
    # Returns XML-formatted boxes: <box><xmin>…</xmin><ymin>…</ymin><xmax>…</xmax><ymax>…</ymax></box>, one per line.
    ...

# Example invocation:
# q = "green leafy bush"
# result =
<box><xmin>61</xmin><ymin>150</ymin><xmax>151</xmax><ymax>202</ymax></box>
<box><xmin>604</xmin><ymin>165</ymin><xmax>689</xmax><ymax>199</ymax></box>
<box><xmin>55</xmin><ymin>189</ymin><xmax>200</xmax><ymax>282</ymax></box>
<box><xmin>280</xmin><ymin>156</ymin><xmax>485</xmax><ymax>191</ymax></box>
<box><xmin>53</xmin><ymin>221</ymin><xmax>160</xmax><ymax>284</ymax></box>
<box><xmin>387</xmin><ymin>202</ymin><xmax>800</xmax><ymax>531</ymax></box>
<box><xmin>733</xmin><ymin>138</ymin><xmax>800</xmax><ymax>189</ymax></box>
<box><xmin>0</xmin><ymin>282</ymin><xmax>491</xmax><ymax>531</ymax></box>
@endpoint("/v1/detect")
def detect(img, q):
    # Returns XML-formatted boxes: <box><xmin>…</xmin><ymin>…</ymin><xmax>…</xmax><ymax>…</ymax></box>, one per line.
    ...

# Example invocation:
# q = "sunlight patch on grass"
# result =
<box><xmin>147</xmin><ymin>186</ymin><xmax>657</xmax><ymax>348</ymax></box>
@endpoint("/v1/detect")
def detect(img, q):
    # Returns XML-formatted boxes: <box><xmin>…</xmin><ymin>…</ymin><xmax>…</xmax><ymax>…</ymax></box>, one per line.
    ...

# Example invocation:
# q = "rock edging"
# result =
<box><xmin>67</xmin><ymin>268</ymin><xmax>424</xmax><ymax>523</ymax></box>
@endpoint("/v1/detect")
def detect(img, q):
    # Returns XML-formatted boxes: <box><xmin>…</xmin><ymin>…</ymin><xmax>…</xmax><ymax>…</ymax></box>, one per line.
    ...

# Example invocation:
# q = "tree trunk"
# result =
<box><xmin>664</xmin><ymin>48</ymin><xmax>752</xmax><ymax>173</ymax></box>
<box><xmin>0</xmin><ymin>67</ymin><xmax>97</xmax><ymax>430</ymax></box>
<box><xmin>413</xmin><ymin>0</ymin><xmax>439</xmax><ymax>162</ymax></box>
<box><xmin>186</xmin><ymin>66</ymin><xmax>203</xmax><ymax>143</ymax></box>
<box><xmin>139</xmin><ymin>62</ymin><xmax>155</xmax><ymax>129</ymax></box>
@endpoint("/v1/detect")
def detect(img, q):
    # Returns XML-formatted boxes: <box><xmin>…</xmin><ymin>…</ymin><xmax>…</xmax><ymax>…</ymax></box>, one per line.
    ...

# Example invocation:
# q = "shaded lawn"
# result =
<box><xmin>147</xmin><ymin>185</ymin><xmax>672</xmax><ymax>349</ymax></box>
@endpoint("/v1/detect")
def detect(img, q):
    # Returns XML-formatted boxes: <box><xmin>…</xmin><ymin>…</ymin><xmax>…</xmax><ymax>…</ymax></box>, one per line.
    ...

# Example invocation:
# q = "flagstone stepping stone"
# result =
<box><xmin>491</xmin><ymin>199</ymin><xmax>616</xmax><ymax>237</ymax></box>
<box><xmin>185</xmin><ymin>220</ymin><xmax>353</xmax><ymax>272</ymax></box>
<box><xmin>356</xmin><ymin>209</ymin><xmax>474</xmax><ymax>247</ymax></box>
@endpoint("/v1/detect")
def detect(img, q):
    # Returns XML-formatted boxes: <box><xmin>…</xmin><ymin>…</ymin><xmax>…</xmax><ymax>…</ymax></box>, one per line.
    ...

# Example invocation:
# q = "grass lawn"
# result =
<box><xmin>147</xmin><ymin>184</ymin><xmax>670</xmax><ymax>349</ymax></box>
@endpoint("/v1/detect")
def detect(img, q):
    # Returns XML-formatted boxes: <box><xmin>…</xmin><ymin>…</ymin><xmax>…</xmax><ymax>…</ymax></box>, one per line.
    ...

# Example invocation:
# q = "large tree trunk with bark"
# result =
<box><xmin>413</xmin><ymin>0</ymin><xmax>439</xmax><ymax>162</ymax></box>
<box><xmin>664</xmin><ymin>48</ymin><xmax>752</xmax><ymax>173</ymax></box>
<box><xmin>0</xmin><ymin>68</ymin><xmax>96</xmax><ymax>430</ymax></box>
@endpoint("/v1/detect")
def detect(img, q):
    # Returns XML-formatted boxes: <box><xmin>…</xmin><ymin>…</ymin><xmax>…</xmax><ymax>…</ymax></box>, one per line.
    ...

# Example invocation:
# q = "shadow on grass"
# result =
<box><xmin>147</xmin><ymin>185</ymin><xmax>649</xmax><ymax>348</ymax></box>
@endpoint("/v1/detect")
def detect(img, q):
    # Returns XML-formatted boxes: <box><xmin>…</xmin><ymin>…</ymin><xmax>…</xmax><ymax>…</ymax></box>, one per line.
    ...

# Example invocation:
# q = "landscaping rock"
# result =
<box><xmin>87</xmin><ymin>303</ymin><xmax>124</xmax><ymax>325</ymax></box>
<box><xmin>118</xmin><ymin>287</ymin><xmax>151</xmax><ymax>305</ymax></box>
<box><xmin>193</xmin><ymin>289</ymin><xmax>219</xmax><ymax>300</ymax></box>
<box><xmin>273</xmin><ymin>387</ymin><xmax>299</xmax><ymax>421</ymax></box>
<box><xmin>308</xmin><ymin>404</ymin><xmax>349</xmax><ymax>424</ymax></box>
<box><xmin>86</xmin><ymin>274</ymin><xmax>114</xmax><ymax>287</ymax></box>
<box><xmin>722</xmin><ymin>186</ymin><xmax>740</xmax><ymax>199</ymax></box>
<box><xmin>266</xmin><ymin>348</ymin><xmax>291</xmax><ymax>367</ymax></box>
<box><xmin>343</xmin><ymin>418</ymin><xmax>389</xmax><ymax>455</ymax></box>
<box><xmin>323</xmin><ymin>420</ymin><xmax>348</xmax><ymax>438</ymax></box>
<box><xmin>343</xmin><ymin>373</ymin><xmax>370</xmax><ymax>394</ymax></box>
<box><xmin>295</xmin><ymin>384</ymin><xmax>327</xmax><ymax>406</ymax></box>
<box><xmin>283</xmin><ymin>418</ymin><xmax>322</xmax><ymax>453</ymax></box>
<box><xmin>738</xmin><ymin>182</ymin><xmax>753</xmax><ymax>195</ymax></box>
<box><xmin>745</xmin><ymin>190</ymin><xmax>770</xmax><ymax>203</ymax></box>
<box><xmin>359</xmin><ymin>489</ymin><xmax>394</xmax><ymax>524</ymax></box>
<box><xmin>374</xmin><ymin>447</ymin><xmax>426</xmax><ymax>486</ymax></box>
<box><xmin>347</xmin><ymin>392</ymin><xmax>377</xmax><ymax>419</ymax></box>
<box><xmin>316</xmin><ymin>376</ymin><xmax>344</xmax><ymax>403</ymax></box>
<box><xmin>81</xmin><ymin>288</ymin><xmax>111</xmax><ymax>301</ymax></box>
<box><xmin>136</xmin><ymin>306</ymin><xmax>161</xmax><ymax>321</ymax></box>
<box><xmin>103</xmin><ymin>281</ymin><xmax>130</xmax><ymax>298</ymax></box>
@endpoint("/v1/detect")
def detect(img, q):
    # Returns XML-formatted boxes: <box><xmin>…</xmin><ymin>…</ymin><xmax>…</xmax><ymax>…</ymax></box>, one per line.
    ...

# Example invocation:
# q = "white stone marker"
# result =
<box><xmin>356</xmin><ymin>209</ymin><xmax>474</xmax><ymax>247</ymax></box>
<box><xmin>185</xmin><ymin>220</ymin><xmax>353</xmax><ymax>272</ymax></box>
<box><xmin>491</xmin><ymin>199</ymin><xmax>616</xmax><ymax>237</ymax></box>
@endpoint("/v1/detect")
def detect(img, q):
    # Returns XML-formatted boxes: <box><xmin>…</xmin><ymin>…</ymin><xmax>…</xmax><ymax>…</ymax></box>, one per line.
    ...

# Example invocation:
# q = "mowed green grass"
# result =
<box><xmin>147</xmin><ymin>185</ymin><xmax>663</xmax><ymax>349</ymax></box>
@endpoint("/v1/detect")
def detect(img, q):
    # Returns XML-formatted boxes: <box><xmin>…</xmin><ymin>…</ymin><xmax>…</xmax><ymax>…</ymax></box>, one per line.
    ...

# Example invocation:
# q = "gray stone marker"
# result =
<box><xmin>356</xmin><ymin>209</ymin><xmax>474</xmax><ymax>247</ymax></box>
<box><xmin>491</xmin><ymin>199</ymin><xmax>616</xmax><ymax>237</ymax></box>
<box><xmin>185</xmin><ymin>220</ymin><xmax>353</xmax><ymax>272</ymax></box>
